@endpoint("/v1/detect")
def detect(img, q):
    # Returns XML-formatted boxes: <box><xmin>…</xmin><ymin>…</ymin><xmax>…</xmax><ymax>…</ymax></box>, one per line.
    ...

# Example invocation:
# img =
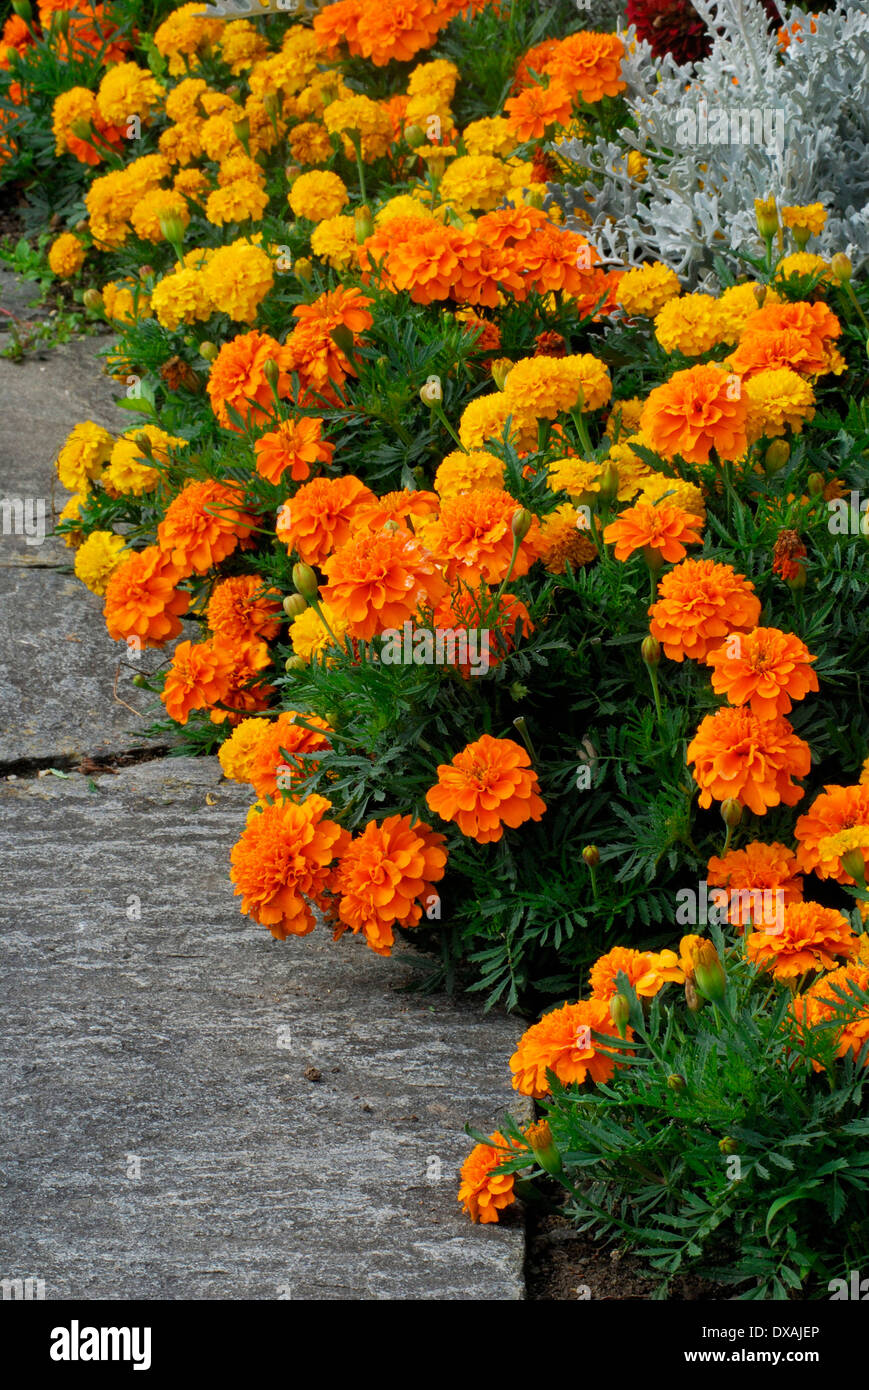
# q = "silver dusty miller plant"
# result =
<box><xmin>551</xmin><ymin>0</ymin><xmax>869</xmax><ymax>285</ymax></box>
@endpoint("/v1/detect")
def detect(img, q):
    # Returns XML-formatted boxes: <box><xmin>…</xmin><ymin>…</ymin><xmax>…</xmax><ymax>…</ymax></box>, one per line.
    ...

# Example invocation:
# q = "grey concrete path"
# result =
<box><xmin>0</xmin><ymin>327</ymin><xmax>528</xmax><ymax>1299</ymax></box>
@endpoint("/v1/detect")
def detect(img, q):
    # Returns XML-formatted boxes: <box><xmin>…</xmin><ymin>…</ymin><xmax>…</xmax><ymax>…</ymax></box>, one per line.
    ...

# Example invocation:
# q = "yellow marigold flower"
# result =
<box><xmin>52</xmin><ymin>88</ymin><xmax>96</xmax><ymax>156</ymax></box>
<box><xmin>154</xmin><ymin>2</ymin><xmax>222</xmax><ymax>76</ymax></box>
<box><xmin>504</xmin><ymin>354</ymin><xmax>611</xmax><ymax>420</ymax></box>
<box><xmin>159</xmin><ymin>118</ymin><xmax>205</xmax><ymax>168</ymax></box>
<box><xmin>289</xmin><ymin>120</ymin><xmax>333</xmax><ymax>167</ymax></box>
<box><xmin>201</xmin><ymin>113</ymin><xmax>245</xmax><ymax>163</ymax></box>
<box><xmin>375</xmin><ymin>194</ymin><xmax>437</xmax><ymax>225</ymax></box>
<box><xmin>74</xmin><ymin>530</ymin><xmax>127</xmax><ymax>597</ymax></box>
<box><xmin>289</xmin><ymin>603</ymin><xmax>350</xmax><ymax>664</ymax></box>
<box><xmin>462</xmin><ymin>115</ymin><xmax>515</xmax><ymax>158</ymax></box>
<box><xmin>775</xmin><ymin>252</ymin><xmax>832</xmax><ymax>285</ymax></box>
<box><xmin>639</xmin><ymin>471</ymin><xmax>706</xmax><ymax>519</ymax></box>
<box><xmin>102</xmin><ymin>280</ymin><xmax>151</xmax><ymax>325</ymax></box>
<box><xmin>547</xmin><ymin>457</ymin><xmax>602</xmax><ymax>500</ymax></box>
<box><xmin>310</xmin><ymin>215</ymin><xmax>358</xmax><ymax>271</ymax></box>
<box><xmin>407</xmin><ymin>57</ymin><xmax>460</xmax><ymax>105</ymax></box>
<box><xmin>781</xmin><ymin>202</ymin><xmax>826</xmax><ymax>239</ymax></box>
<box><xmin>627</xmin><ymin>150</ymin><xmax>648</xmax><ymax>181</ymax></box>
<box><xmin>288</xmin><ymin>169</ymin><xmax>349</xmax><ymax>223</ymax></box>
<box><xmin>606</xmin><ymin>397</ymin><xmax>644</xmax><ymax>441</ymax></box>
<box><xmin>539</xmin><ymin>502</ymin><xmax>597</xmax><ymax>574</ymax></box>
<box><xmin>103</xmin><ymin>426</ymin><xmax>186</xmax><ymax>497</ymax></box>
<box><xmin>205</xmin><ymin>179</ymin><xmax>269</xmax><ymax>226</ymax></box>
<box><xmin>744</xmin><ymin>367</ymin><xmax>816</xmax><ymax>442</ymax></box>
<box><xmin>200</xmin><ymin>241</ymin><xmax>274</xmax><ymax>323</ymax></box>
<box><xmin>219</xmin><ymin>18</ymin><xmax>268</xmax><ymax>74</ymax></box>
<box><xmin>173</xmin><ymin>167</ymin><xmax>210</xmax><ymax>202</ymax></box>
<box><xmin>130</xmin><ymin>188</ymin><xmax>190</xmax><ymax>244</ymax></box>
<box><xmin>56</xmin><ymin>422</ymin><xmax>114</xmax><ymax>493</ymax></box>
<box><xmin>458</xmin><ymin>393</ymin><xmax>537</xmax><ymax>452</ymax></box>
<box><xmin>616</xmin><ymin>261</ymin><xmax>681</xmax><ymax>318</ymax></box>
<box><xmin>323</xmin><ymin>94</ymin><xmax>392</xmax><ymax>162</ymax></box>
<box><xmin>165</xmin><ymin>78</ymin><xmax>208</xmax><ymax>125</ymax></box>
<box><xmin>654</xmin><ymin>293</ymin><xmax>722</xmax><ymax>355</ymax></box>
<box><xmin>435</xmin><ymin>449</ymin><xmax>505</xmax><ymax>497</ymax></box>
<box><xmin>48</xmin><ymin>233</ymin><xmax>85</xmax><ymax>279</ymax></box>
<box><xmin>439</xmin><ymin>155</ymin><xmax>512</xmax><ymax>213</ymax></box>
<box><xmin>58</xmin><ymin>492</ymin><xmax>88</xmax><ymax>548</ymax></box>
<box><xmin>605</xmin><ymin>445</ymin><xmax>653</xmax><ymax>501</ymax></box>
<box><xmin>151</xmin><ymin>265</ymin><xmax>212</xmax><ymax>331</ymax></box>
<box><xmin>96</xmin><ymin>63</ymin><xmax>163</xmax><ymax>126</ymax></box>
<box><xmin>218</xmin><ymin>716</ymin><xmax>270</xmax><ymax>784</ymax></box>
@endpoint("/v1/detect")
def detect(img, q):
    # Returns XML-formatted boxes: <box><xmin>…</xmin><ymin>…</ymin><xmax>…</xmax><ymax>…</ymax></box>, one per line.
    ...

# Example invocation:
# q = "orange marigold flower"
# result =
<box><xmin>649</xmin><ymin>558</ymin><xmax>761</xmax><ymax>662</ymax></box>
<box><xmin>248</xmin><ymin>710</ymin><xmax>332</xmax><ymax>800</ymax></box>
<box><xmin>376</xmin><ymin>221</ymin><xmax>463</xmax><ymax>305</ymax></box>
<box><xmin>726</xmin><ymin>300</ymin><xmax>843</xmax><ymax>380</ymax></box>
<box><xmin>707</xmin><ymin>841</ymin><xmax>803</xmax><ymax>931</ymax></box>
<box><xmin>161</xmin><ymin>638</ymin><xmax>235</xmax><ymax>725</ymax></box>
<box><xmin>589</xmin><ymin>945</ymin><xmax>684</xmax><ymax>1000</ymax></box>
<box><xmin>790</xmin><ymin>963</ymin><xmax>869</xmax><ymax>1071</ymax></box>
<box><xmin>641</xmin><ymin>363</ymin><xmax>749</xmax><ymax>465</ymax></box>
<box><xmin>544</xmin><ymin>31</ymin><xmax>626</xmax><ymax>103</ymax></box>
<box><xmin>604</xmin><ymin>498</ymin><xmax>703</xmax><ymax>563</ymax></box>
<box><xmin>458</xmin><ymin>1133</ymin><xmax>517</xmax><ymax>1224</ymax></box>
<box><xmin>213</xmin><ymin>639</ymin><xmax>274</xmax><ymax>725</ymax></box>
<box><xmin>794</xmin><ymin>784</ymin><xmax>869</xmax><ymax>882</ymax></box>
<box><xmin>285</xmin><ymin>286</ymin><xmax>373</xmax><ymax>393</ymax></box>
<box><xmin>746</xmin><ymin>901</ymin><xmax>856</xmax><ymax>979</ymax></box>
<box><xmin>705</xmin><ymin>626</ymin><xmax>818</xmax><ymax>720</ymax></box>
<box><xmin>504</xmin><ymin>79</ymin><xmax>573</xmax><ymax>141</ymax></box>
<box><xmin>332</xmin><ymin>814</ymin><xmax>447</xmax><ymax>957</ymax></box>
<box><xmin>687</xmin><ymin>707</ymin><xmax>810</xmax><ymax>815</ymax></box>
<box><xmin>157</xmin><ymin>479</ymin><xmax>254</xmax><ymax>575</ymax></box>
<box><xmin>230</xmin><ymin>793</ymin><xmax>349</xmax><ymax>940</ymax></box>
<box><xmin>355</xmin><ymin>487</ymin><xmax>440</xmax><ymax>532</ymax></box>
<box><xmin>254</xmin><ymin>416</ymin><xmax>334</xmax><ymax>485</ymax></box>
<box><xmin>321</xmin><ymin>528</ymin><xmax>448</xmax><ymax>641</ymax></box>
<box><xmin>206</xmin><ymin>574</ymin><xmax>282</xmax><ymax>647</ymax></box>
<box><xmin>426</xmin><ymin>733</ymin><xmax>545</xmax><ymax>844</ymax></box>
<box><xmin>103</xmin><ymin>545</ymin><xmax>189</xmax><ymax>649</ymax></box>
<box><xmin>509</xmin><ymin>998</ymin><xmax>632</xmax><ymax>1098</ymax></box>
<box><xmin>207</xmin><ymin>330</ymin><xmax>293</xmax><ymax>430</ymax></box>
<box><xmin>425</xmin><ymin>488</ymin><xmax>542</xmax><ymax>586</ymax></box>
<box><xmin>276</xmin><ymin>474</ymin><xmax>375</xmax><ymax>567</ymax></box>
<box><xmin>355</xmin><ymin>0</ymin><xmax>443</xmax><ymax>66</ymax></box>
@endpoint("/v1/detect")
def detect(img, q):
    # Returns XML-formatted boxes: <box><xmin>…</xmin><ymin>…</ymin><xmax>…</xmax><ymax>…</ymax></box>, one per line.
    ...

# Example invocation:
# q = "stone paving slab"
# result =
<box><xmin>0</xmin><ymin>757</ymin><xmax>528</xmax><ymax>1300</ymax></box>
<box><xmin>0</xmin><ymin>566</ymin><xmax>170</xmax><ymax>767</ymax></box>
<box><xmin>0</xmin><ymin>334</ymin><xmax>125</xmax><ymax>566</ymax></box>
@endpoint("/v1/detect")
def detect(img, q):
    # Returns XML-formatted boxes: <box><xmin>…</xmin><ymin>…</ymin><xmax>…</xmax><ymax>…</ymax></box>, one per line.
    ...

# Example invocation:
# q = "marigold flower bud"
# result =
<box><xmin>263</xmin><ymin>358</ymin><xmax>280</xmax><ymax>389</ymax></box>
<box><xmin>295</xmin><ymin>257</ymin><xmax>313</xmax><ymax>283</ymax></box>
<box><xmin>598</xmin><ymin>461</ymin><xmax>619</xmax><ymax>503</ymax></box>
<box><xmin>262</xmin><ymin>92</ymin><xmax>279</xmax><ymax>121</ymax></box>
<box><xmin>830</xmin><ymin>252</ymin><xmax>852</xmax><ymax>283</ymax></box>
<box><xmin>158</xmin><ymin>211</ymin><xmax>185</xmax><ymax>247</ymax></box>
<box><xmin>419</xmin><ymin>375</ymin><xmax>442</xmax><ymax>405</ymax></box>
<box><xmin>525</xmin><ymin>1119</ymin><xmax>563</xmax><ymax>1176</ymax></box>
<box><xmin>511</xmin><ymin>508</ymin><xmax>533</xmax><ymax>543</ymax></box>
<box><xmin>404</xmin><ymin>124</ymin><xmax>426</xmax><ymax>148</ymax></box>
<box><xmin>609</xmin><ymin>992</ymin><xmax>631</xmax><ymax>1039</ymax></box>
<box><xmin>719</xmin><ymin>1136</ymin><xmax>738</xmax><ymax>1155</ymax></box>
<box><xmin>199</xmin><ymin>341</ymin><xmax>219</xmax><ymax>362</ymax></box>
<box><xmin>12</xmin><ymin>0</ymin><xmax>32</xmax><ymax>18</ymax></box>
<box><xmin>685</xmin><ymin>977</ymin><xmax>702</xmax><ymax>1013</ymax></box>
<box><xmin>330</xmin><ymin>323</ymin><xmax>354</xmax><ymax>357</ymax></box>
<box><xmin>282</xmin><ymin>594</ymin><xmax>307</xmax><ymax>618</ymax></box>
<box><xmin>720</xmin><ymin>798</ymin><xmax>742</xmax><ymax>829</ymax></box>
<box><xmin>667</xmin><ymin>1073</ymin><xmax>686</xmax><ymax>1091</ymax></box>
<box><xmin>754</xmin><ymin>196</ymin><xmax>779</xmax><ymax>240</ymax></box>
<box><xmin>807</xmin><ymin>472</ymin><xmax>825</xmax><ymax>497</ymax></box>
<box><xmin>841</xmin><ymin>848</ymin><xmax>867</xmax><ymax>887</ymax></box>
<box><xmin>753</xmin><ymin>283</ymin><xmax>767</xmax><ymax>308</ymax></box>
<box><xmin>233</xmin><ymin>117</ymin><xmax>250</xmax><ymax>146</ymax></box>
<box><xmin>691</xmin><ymin>940</ymin><xmax>726</xmax><ymax>1004</ymax></box>
<box><xmin>285</xmin><ymin>655</ymin><xmax>305</xmax><ymax>672</ymax></box>
<box><xmin>292</xmin><ymin>562</ymin><xmax>319</xmax><ymax>603</ymax></box>
<box><xmin>640</xmin><ymin>634</ymin><xmax>661</xmax><ymax>667</ymax></box>
<box><xmin>354</xmin><ymin>205</ymin><xmax>373</xmax><ymax>244</ymax></box>
<box><xmin>82</xmin><ymin>288</ymin><xmax>103</xmax><ymax>311</ymax></box>
<box><xmin>764</xmin><ymin>439</ymin><xmax>790</xmax><ymax>475</ymax></box>
<box><xmin>786</xmin><ymin>562</ymin><xmax>807</xmax><ymax>592</ymax></box>
<box><xmin>581</xmin><ymin>844</ymin><xmax>600</xmax><ymax>867</ymax></box>
<box><xmin>131</xmin><ymin>673</ymin><xmax>147</xmax><ymax>688</ymax></box>
<box><xmin>490</xmin><ymin>358</ymin><xmax>513</xmax><ymax>391</ymax></box>
<box><xmin>134</xmin><ymin>431</ymin><xmax>153</xmax><ymax>459</ymax></box>
<box><xmin>74</xmin><ymin>219</ymin><xmax>89</xmax><ymax>235</ymax></box>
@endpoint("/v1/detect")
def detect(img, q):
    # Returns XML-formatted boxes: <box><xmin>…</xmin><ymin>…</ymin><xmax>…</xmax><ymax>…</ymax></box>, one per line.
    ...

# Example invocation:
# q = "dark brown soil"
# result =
<box><xmin>0</xmin><ymin>181</ymin><xmax>27</xmax><ymax>242</ymax></box>
<box><xmin>526</xmin><ymin>1209</ymin><xmax>731</xmax><ymax>1301</ymax></box>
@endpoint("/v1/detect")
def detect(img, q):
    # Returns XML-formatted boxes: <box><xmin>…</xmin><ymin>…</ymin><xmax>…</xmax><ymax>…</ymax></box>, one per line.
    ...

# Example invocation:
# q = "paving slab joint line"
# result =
<box><xmin>0</xmin><ymin>744</ymin><xmax>172</xmax><ymax>779</ymax></box>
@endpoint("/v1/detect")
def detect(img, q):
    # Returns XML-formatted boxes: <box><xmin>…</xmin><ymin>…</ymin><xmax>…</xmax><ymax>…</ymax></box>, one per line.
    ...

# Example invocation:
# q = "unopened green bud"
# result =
<box><xmin>511</xmin><ymin>508</ymin><xmax>533</xmax><ymax>543</ymax></box>
<box><xmin>82</xmin><ymin>288</ymin><xmax>103</xmax><ymax>312</ymax></box>
<box><xmin>581</xmin><ymin>844</ymin><xmax>600</xmax><ymax>868</ymax></box>
<box><xmin>609</xmin><ymin>992</ymin><xmax>631</xmax><ymax>1039</ymax></box>
<box><xmin>354</xmin><ymin>204</ymin><xmax>373</xmax><ymax>244</ymax></box>
<box><xmin>721</xmin><ymin>798</ymin><xmax>742</xmax><ymax>829</ymax></box>
<box><xmin>807</xmin><ymin>472</ymin><xmax>825</xmax><ymax>497</ymax></box>
<box><xmin>263</xmin><ymin>358</ymin><xmax>280</xmax><ymax>389</ymax></box>
<box><xmin>404</xmin><ymin>124</ymin><xmax>426</xmax><ymax>148</ymax></box>
<box><xmin>292</xmin><ymin>562</ymin><xmax>319</xmax><ymax>603</ymax></box>
<box><xmin>199</xmin><ymin>341</ymin><xmax>219</xmax><ymax>363</ymax></box>
<box><xmin>764</xmin><ymin>439</ymin><xmax>790</xmax><ymax>475</ymax></box>
<box><xmin>841</xmin><ymin>848</ymin><xmax>867</xmax><ymax>887</ymax></box>
<box><xmin>667</xmin><ymin>1073</ymin><xmax>686</xmax><ymax>1091</ymax></box>
<box><xmin>830</xmin><ymin>253</ymin><xmax>852</xmax><ymax>283</ymax></box>
<box><xmin>282</xmin><ymin>593</ymin><xmax>307</xmax><ymax>618</ymax></box>
<box><xmin>525</xmin><ymin>1119</ymin><xmax>562</xmax><ymax>1177</ymax></box>
<box><xmin>284</xmin><ymin>655</ymin><xmax>305</xmax><ymax>672</ymax></box>
<box><xmin>719</xmin><ymin>1136</ymin><xmax>739</xmax><ymax>1155</ymax></box>
<box><xmin>641</xmin><ymin>634</ymin><xmax>660</xmax><ymax>667</ymax></box>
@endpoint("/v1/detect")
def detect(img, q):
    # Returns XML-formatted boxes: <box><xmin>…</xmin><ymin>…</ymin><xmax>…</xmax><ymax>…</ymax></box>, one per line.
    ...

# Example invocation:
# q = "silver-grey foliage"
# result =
<box><xmin>551</xmin><ymin>0</ymin><xmax>869</xmax><ymax>284</ymax></box>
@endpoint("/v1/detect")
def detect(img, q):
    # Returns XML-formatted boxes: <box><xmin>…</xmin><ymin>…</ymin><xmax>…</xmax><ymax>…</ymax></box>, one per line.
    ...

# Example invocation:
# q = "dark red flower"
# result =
<box><xmin>627</xmin><ymin>0</ymin><xmax>781</xmax><ymax>65</ymax></box>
